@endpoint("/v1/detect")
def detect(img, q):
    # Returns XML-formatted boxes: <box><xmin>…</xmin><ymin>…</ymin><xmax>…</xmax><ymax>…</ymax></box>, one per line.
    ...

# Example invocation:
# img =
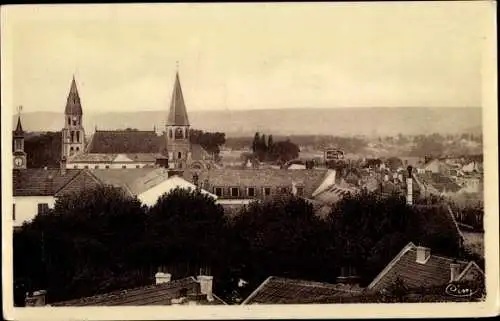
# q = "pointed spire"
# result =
<box><xmin>65</xmin><ymin>76</ymin><xmax>83</xmax><ymax>115</ymax></box>
<box><xmin>14</xmin><ymin>105</ymin><xmax>24</xmax><ymax>137</ymax></box>
<box><xmin>167</xmin><ymin>68</ymin><xmax>190</xmax><ymax>126</ymax></box>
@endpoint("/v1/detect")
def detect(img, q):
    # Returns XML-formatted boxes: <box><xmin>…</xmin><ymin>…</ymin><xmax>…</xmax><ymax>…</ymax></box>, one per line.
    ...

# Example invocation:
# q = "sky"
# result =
<box><xmin>2</xmin><ymin>2</ymin><xmax>493</xmax><ymax>114</ymax></box>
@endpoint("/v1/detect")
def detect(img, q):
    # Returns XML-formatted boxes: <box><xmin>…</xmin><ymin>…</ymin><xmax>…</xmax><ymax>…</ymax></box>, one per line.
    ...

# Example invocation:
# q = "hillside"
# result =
<box><xmin>12</xmin><ymin>107</ymin><xmax>482</xmax><ymax>137</ymax></box>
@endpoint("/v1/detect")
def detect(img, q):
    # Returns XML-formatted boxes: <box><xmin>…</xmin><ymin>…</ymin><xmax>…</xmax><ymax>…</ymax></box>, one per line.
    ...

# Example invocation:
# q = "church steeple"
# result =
<box><xmin>62</xmin><ymin>76</ymin><xmax>85</xmax><ymax>160</ymax></box>
<box><xmin>65</xmin><ymin>76</ymin><xmax>83</xmax><ymax>115</ymax></box>
<box><xmin>165</xmin><ymin>64</ymin><xmax>191</xmax><ymax>169</ymax></box>
<box><xmin>13</xmin><ymin>106</ymin><xmax>27</xmax><ymax>169</ymax></box>
<box><xmin>167</xmin><ymin>70</ymin><xmax>190</xmax><ymax>126</ymax></box>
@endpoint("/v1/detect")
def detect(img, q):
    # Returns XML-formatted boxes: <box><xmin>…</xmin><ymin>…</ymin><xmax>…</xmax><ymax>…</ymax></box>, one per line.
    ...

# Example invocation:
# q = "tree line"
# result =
<box><xmin>251</xmin><ymin>132</ymin><xmax>300</xmax><ymax>163</ymax></box>
<box><xmin>14</xmin><ymin>186</ymin><xmax>477</xmax><ymax>306</ymax></box>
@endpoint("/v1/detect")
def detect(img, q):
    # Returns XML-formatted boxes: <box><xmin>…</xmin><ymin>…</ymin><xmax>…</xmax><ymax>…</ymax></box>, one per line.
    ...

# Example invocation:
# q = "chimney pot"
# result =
<box><xmin>450</xmin><ymin>263</ymin><xmax>461</xmax><ymax>282</ymax></box>
<box><xmin>155</xmin><ymin>272</ymin><xmax>172</xmax><ymax>285</ymax></box>
<box><xmin>197</xmin><ymin>275</ymin><xmax>214</xmax><ymax>302</ymax></box>
<box><xmin>416</xmin><ymin>246</ymin><xmax>431</xmax><ymax>264</ymax></box>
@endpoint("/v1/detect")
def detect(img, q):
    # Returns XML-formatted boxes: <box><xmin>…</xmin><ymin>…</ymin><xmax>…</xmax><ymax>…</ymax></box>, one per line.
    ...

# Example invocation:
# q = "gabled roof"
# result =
<box><xmin>367</xmin><ymin>242</ymin><xmax>479</xmax><ymax>292</ymax></box>
<box><xmin>51</xmin><ymin>277</ymin><xmax>225</xmax><ymax>306</ymax></box>
<box><xmin>65</xmin><ymin>76</ymin><xmax>83</xmax><ymax>115</ymax></box>
<box><xmin>416</xmin><ymin>172</ymin><xmax>462</xmax><ymax>193</ymax></box>
<box><xmin>14</xmin><ymin>114</ymin><xmax>24</xmax><ymax>137</ymax></box>
<box><xmin>167</xmin><ymin>71</ymin><xmax>190</xmax><ymax>126</ymax></box>
<box><xmin>241</xmin><ymin>276</ymin><xmax>362</xmax><ymax>305</ymax></box>
<box><xmin>13</xmin><ymin>169</ymin><xmax>83</xmax><ymax>197</ymax></box>
<box><xmin>87</xmin><ymin>130</ymin><xmax>165</xmax><ymax>154</ymax></box>
<box><xmin>88</xmin><ymin>168</ymin><xmax>163</xmax><ymax>196</ymax></box>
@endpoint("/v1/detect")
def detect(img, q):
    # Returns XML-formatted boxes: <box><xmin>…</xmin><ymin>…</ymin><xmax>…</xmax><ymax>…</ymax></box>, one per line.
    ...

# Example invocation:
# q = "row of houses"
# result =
<box><xmin>24</xmin><ymin>241</ymin><xmax>483</xmax><ymax>306</ymax></box>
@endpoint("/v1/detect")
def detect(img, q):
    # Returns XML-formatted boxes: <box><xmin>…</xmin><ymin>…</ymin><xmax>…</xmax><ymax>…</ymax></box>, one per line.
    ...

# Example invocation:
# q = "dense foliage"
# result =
<box><xmin>189</xmin><ymin>129</ymin><xmax>226</xmax><ymax>157</ymax></box>
<box><xmin>14</xmin><ymin>188</ymin><xmax>466</xmax><ymax>305</ymax></box>
<box><xmin>251</xmin><ymin>132</ymin><xmax>300</xmax><ymax>163</ymax></box>
<box><xmin>23</xmin><ymin>131</ymin><xmax>62</xmax><ymax>168</ymax></box>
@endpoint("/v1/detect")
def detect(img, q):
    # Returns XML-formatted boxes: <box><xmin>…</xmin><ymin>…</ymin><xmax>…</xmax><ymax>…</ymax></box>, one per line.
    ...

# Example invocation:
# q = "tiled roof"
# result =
<box><xmin>13</xmin><ymin>169</ymin><xmax>82</xmax><ymax>196</ymax></box>
<box><xmin>87</xmin><ymin>130</ymin><xmax>165</xmax><ymax>154</ymax></box>
<box><xmin>416</xmin><ymin>173</ymin><xmax>462</xmax><ymax>193</ymax></box>
<box><xmin>55</xmin><ymin>170</ymin><xmax>102</xmax><ymax>197</ymax></box>
<box><xmin>181</xmin><ymin>168</ymin><xmax>329</xmax><ymax>198</ymax></box>
<box><xmin>313</xmin><ymin>185</ymin><xmax>356</xmax><ymax>205</ymax></box>
<box><xmin>51</xmin><ymin>277</ymin><xmax>225</xmax><ymax>306</ymax></box>
<box><xmin>69</xmin><ymin>153</ymin><xmax>117</xmax><ymax>163</ymax></box>
<box><xmin>167</xmin><ymin>71</ymin><xmax>190</xmax><ymax>126</ymax></box>
<box><xmin>65</xmin><ymin>77</ymin><xmax>83</xmax><ymax>115</ymax></box>
<box><xmin>368</xmin><ymin>242</ymin><xmax>473</xmax><ymax>292</ymax></box>
<box><xmin>241</xmin><ymin>277</ymin><xmax>362</xmax><ymax>304</ymax></box>
<box><xmin>88</xmin><ymin>168</ymin><xmax>166</xmax><ymax>196</ymax></box>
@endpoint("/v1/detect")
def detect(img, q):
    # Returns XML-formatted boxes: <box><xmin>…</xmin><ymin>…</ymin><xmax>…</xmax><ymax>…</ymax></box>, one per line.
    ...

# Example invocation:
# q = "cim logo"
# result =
<box><xmin>445</xmin><ymin>283</ymin><xmax>479</xmax><ymax>298</ymax></box>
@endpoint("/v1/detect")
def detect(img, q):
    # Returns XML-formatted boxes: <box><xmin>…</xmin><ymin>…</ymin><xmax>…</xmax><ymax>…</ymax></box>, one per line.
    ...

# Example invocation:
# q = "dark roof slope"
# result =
<box><xmin>242</xmin><ymin>277</ymin><xmax>362</xmax><ymax>304</ymax></box>
<box><xmin>167</xmin><ymin>71</ymin><xmax>190</xmax><ymax>126</ymax></box>
<box><xmin>368</xmin><ymin>242</ymin><xmax>473</xmax><ymax>292</ymax></box>
<box><xmin>51</xmin><ymin>277</ymin><xmax>224</xmax><ymax>306</ymax></box>
<box><xmin>87</xmin><ymin>130</ymin><xmax>165</xmax><ymax>154</ymax></box>
<box><xmin>417</xmin><ymin>173</ymin><xmax>462</xmax><ymax>193</ymax></box>
<box><xmin>13</xmin><ymin>169</ymin><xmax>82</xmax><ymax>196</ymax></box>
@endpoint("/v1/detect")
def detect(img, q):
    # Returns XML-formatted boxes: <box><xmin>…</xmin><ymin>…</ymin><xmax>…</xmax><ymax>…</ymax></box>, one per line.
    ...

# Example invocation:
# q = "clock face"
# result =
<box><xmin>14</xmin><ymin>157</ymin><xmax>24</xmax><ymax>167</ymax></box>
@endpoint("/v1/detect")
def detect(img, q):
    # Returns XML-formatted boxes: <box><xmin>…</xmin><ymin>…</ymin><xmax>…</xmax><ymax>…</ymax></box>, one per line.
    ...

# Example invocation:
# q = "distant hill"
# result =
<box><xmin>13</xmin><ymin>107</ymin><xmax>482</xmax><ymax>137</ymax></box>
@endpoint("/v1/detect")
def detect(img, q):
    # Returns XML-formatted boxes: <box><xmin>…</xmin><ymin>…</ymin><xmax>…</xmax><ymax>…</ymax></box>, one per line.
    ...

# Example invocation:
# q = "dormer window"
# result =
<box><xmin>263</xmin><ymin>187</ymin><xmax>271</xmax><ymax>196</ymax></box>
<box><xmin>214</xmin><ymin>187</ymin><xmax>223</xmax><ymax>197</ymax></box>
<box><xmin>296</xmin><ymin>186</ymin><xmax>304</xmax><ymax>196</ymax></box>
<box><xmin>175</xmin><ymin>128</ymin><xmax>184</xmax><ymax>139</ymax></box>
<box><xmin>247</xmin><ymin>187</ymin><xmax>256</xmax><ymax>197</ymax></box>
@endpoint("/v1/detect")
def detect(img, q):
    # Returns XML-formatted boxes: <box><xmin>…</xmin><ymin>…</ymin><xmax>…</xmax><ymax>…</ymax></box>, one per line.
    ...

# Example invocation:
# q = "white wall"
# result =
<box><xmin>13</xmin><ymin>196</ymin><xmax>55</xmax><ymax>227</ymax></box>
<box><xmin>138</xmin><ymin>176</ymin><xmax>217</xmax><ymax>207</ymax></box>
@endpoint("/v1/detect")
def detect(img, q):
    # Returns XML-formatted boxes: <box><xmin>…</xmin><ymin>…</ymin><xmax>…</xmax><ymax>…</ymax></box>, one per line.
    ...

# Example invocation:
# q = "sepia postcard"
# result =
<box><xmin>2</xmin><ymin>2</ymin><xmax>498</xmax><ymax>320</ymax></box>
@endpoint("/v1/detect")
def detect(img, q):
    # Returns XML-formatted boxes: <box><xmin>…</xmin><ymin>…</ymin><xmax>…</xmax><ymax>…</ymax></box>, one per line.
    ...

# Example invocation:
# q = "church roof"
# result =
<box><xmin>13</xmin><ymin>114</ymin><xmax>24</xmax><ymax>137</ymax></box>
<box><xmin>167</xmin><ymin>72</ymin><xmax>190</xmax><ymax>126</ymax></box>
<box><xmin>87</xmin><ymin>130</ymin><xmax>166</xmax><ymax>154</ymax></box>
<box><xmin>65</xmin><ymin>76</ymin><xmax>83</xmax><ymax>115</ymax></box>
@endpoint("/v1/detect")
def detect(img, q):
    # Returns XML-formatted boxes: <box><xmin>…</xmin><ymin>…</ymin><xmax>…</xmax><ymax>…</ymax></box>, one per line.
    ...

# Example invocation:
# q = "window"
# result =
<box><xmin>73</xmin><ymin>119</ymin><xmax>77</xmax><ymax>126</ymax></box>
<box><xmin>70</xmin><ymin>147</ymin><xmax>74</xmax><ymax>156</ymax></box>
<box><xmin>281</xmin><ymin>187</ymin><xmax>288</xmax><ymax>194</ymax></box>
<box><xmin>13</xmin><ymin>204</ymin><xmax>16</xmax><ymax>221</ymax></box>
<box><xmin>105</xmin><ymin>165</ymin><xmax>110</xmax><ymax>169</ymax></box>
<box><xmin>37</xmin><ymin>203</ymin><xmax>49</xmax><ymax>214</ymax></box>
<box><xmin>84</xmin><ymin>165</ymin><xmax>89</xmax><ymax>169</ymax></box>
<box><xmin>263</xmin><ymin>187</ymin><xmax>271</xmax><ymax>196</ymax></box>
<box><xmin>247</xmin><ymin>187</ymin><xmax>256</xmax><ymax>197</ymax></box>
<box><xmin>68</xmin><ymin>117</ymin><xmax>71</xmax><ymax>125</ymax></box>
<box><xmin>70</xmin><ymin>131</ymin><xmax>75</xmax><ymax>142</ymax></box>
<box><xmin>296</xmin><ymin>186</ymin><xmax>304</xmax><ymax>196</ymax></box>
<box><xmin>169</xmin><ymin>129</ymin><xmax>173</xmax><ymax>139</ymax></box>
<box><xmin>94</xmin><ymin>165</ymin><xmax>99</xmax><ymax>169</ymax></box>
<box><xmin>136</xmin><ymin>165</ymin><xmax>140</xmax><ymax>168</ymax></box>
<box><xmin>76</xmin><ymin>131</ymin><xmax>80</xmax><ymax>143</ymax></box>
<box><xmin>230</xmin><ymin>187</ymin><xmax>240</xmax><ymax>197</ymax></box>
<box><xmin>122</xmin><ymin>165</ymin><xmax>127</xmax><ymax>169</ymax></box>
<box><xmin>73</xmin><ymin>165</ymin><xmax>78</xmax><ymax>169</ymax></box>
<box><xmin>214</xmin><ymin>187</ymin><xmax>223</xmax><ymax>197</ymax></box>
<box><xmin>76</xmin><ymin>147</ymin><xmax>80</xmax><ymax>152</ymax></box>
<box><xmin>178</xmin><ymin>152</ymin><xmax>182</xmax><ymax>159</ymax></box>
<box><xmin>175</xmin><ymin>128</ymin><xmax>184</xmax><ymax>139</ymax></box>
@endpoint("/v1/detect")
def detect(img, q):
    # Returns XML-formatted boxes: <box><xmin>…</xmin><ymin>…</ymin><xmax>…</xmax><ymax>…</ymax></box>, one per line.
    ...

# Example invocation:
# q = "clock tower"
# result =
<box><xmin>13</xmin><ymin>107</ymin><xmax>27</xmax><ymax>169</ymax></box>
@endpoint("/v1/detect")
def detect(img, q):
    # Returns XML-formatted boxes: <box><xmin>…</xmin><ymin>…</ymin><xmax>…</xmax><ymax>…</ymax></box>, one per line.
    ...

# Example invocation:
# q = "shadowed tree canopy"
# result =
<box><xmin>14</xmin><ymin>186</ymin><xmax>147</xmax><ymax>303</ymax></box>
<box><xmin>189</xmin><ymin>129</ymin><xmax>226</xmax><ymax>156</ymax></box>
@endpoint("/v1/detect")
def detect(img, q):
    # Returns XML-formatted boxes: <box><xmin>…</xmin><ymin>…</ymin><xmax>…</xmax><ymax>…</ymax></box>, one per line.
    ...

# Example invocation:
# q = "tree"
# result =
<box><xmin>14</xmin><ymin>186</ymin><xmax>147</xmax><ymax>303</ymax></box>
<box><xmin>252</xmin><ymin>132</ymin><xmax>260</xmax><ymax>153</ymax></box>
<box><xmin>267</xmin><ymin>135</ymin><xmax>274</xmax><ymax>150</ymax></box>
<box><xmin>145</xmin><ymin>188</ymin><xmax>228</xmax><ymax>279</ymax></box>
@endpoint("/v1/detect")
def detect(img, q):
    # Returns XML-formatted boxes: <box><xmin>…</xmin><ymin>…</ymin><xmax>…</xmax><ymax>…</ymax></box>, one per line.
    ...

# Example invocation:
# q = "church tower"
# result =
<box><xmin>61</xmin><ymin>76</ymin><xmax>85</xmax><ymax>159</ymax></box>
<box><xmin>166</xmin><ymin>68</ymin><xmax>191</xmax><ymax>169</ymax></box>
<box><xmin>13</xmin><ymin>106</ymin><xmax>27</xmax><ymax>169</ymax></box>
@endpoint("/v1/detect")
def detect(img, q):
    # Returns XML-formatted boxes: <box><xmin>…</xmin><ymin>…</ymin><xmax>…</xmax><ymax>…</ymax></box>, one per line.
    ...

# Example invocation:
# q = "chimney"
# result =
<box><xmin>155</xmin><ymin>272</ymin><xmax>172</xmax><ymax>285</ymax></box>
<box><xmin>406</xmin><ymin>166</ymin><xmax>413</xmax><ymax>205</ymax></box>
<box><xmin>197</xmin><ymin>275</ymin><xmax>214</xmax><ymax>302</ymax></box>
<box><xmin>25</xmin><ymin>290</ymin><xmax>46</xmax><ymax>306</ymax></box>
<box><xmin>60</xmin><ymin>156</ymin><xmax>67</xmax><ymax>175</ymax></box>
<box><xmin>450</xmin><ymin>262</ymin><xmax>461</xmax><ymax>282</ymax></box>
<box><xmin>193</xmin><ymin>173</ymin><xmax>199</xmax><ymax>190</ymax></box>
<box><xmin>416</xmin><ymin>246</ymin><xmax>431</xmax><ymax>264</ymax></box>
